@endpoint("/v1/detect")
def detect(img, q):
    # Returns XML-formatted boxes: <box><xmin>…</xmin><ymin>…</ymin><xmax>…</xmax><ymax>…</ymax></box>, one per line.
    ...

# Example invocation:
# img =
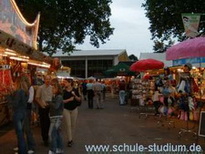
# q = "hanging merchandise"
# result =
<box><xmin>188</xmin><ymin>96</ymin><xmax>195</xmax><ymax>111</ymax></box>
<box><xmin>203</xmin><ymin>71</ymin><xmax>205</xmax><ymax>79</ymax></box>
<box><xmin>192</xmin><ymin>78</ymin><xmax>199</xmax><ymax>93</ymax></box>
<box><xmin>189</xmin><ymin>111</ymin><xmax>194</xmax><ymax>121</ymax></box>
<box><xmin>193</xmin><ymin>109</ymin><xmax>200</xmax><ymax>121</ymax></box>
<box><xmin>0</xmin><ymin>69</ymin><xmax>13</xmax><ymax>95</ymax></box>
<box><xmin>178</xmin><ymin>80</ymin><xmax>186</xmax><ymax>93</ymax></box>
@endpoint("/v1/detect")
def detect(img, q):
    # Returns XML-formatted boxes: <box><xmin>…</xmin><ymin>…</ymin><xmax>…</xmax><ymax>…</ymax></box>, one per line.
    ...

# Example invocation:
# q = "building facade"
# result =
<box><xmin>52</xmin><ymin>49</ymin><xmax>129</xmax><ymax>78</ymax></box>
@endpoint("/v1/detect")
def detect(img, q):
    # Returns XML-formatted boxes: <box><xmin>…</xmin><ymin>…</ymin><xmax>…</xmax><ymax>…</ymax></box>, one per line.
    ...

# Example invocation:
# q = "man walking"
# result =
<box><xmin>35</xmin><ymin>75</ymin><xmax>52</xmax><ymax>146</ymax></box>
<box><xmin>86</xmin><ymin>80</ymin><xmax>94</xmax><ymax>109</ymax></box>
<box><xmin>93</xmin><ymin>80</ymin><xmax>103</xmax><ymax>109</ymax></box>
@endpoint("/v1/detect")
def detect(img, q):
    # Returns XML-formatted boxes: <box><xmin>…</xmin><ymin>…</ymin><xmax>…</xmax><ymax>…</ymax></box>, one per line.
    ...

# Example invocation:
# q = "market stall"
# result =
<box><xmin>166</xmin><ymin>37</ymin><xmax>205</xmax><ymax>138</ymax></box>
<box><xmin>0</xmin><ymin>0</ymin><xmax>53</xmax><ymax>126</ymax></box>
<box><xmin>129</xmin><ymin>59</ymin><xmax>164</xmax><ymax>106</ymax></box>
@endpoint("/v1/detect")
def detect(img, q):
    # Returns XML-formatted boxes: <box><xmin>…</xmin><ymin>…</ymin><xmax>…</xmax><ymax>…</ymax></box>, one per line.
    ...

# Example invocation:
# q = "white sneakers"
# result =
<box><xmin>13</xmin><ymin>147</ymin><xmax>34</xmax><ymax>154</ymax></box>
<box><xmin>48</xmin><ymin>149</ymin><xmax>64</xmax><ymax>154</ymax></box>
<box><xmin>48</xmin><ymin>150</ymin><xmax>54</xmax><ymax>154</ymax></box>
<box><xmin>14</xmin><ymin>147</ymin><xmax>63</xmax><ymax>154</ymax></box>
<box><xmin>56</xmin><ymin>149</ymin><xmax>64</xmax><ymax>153</ymax></box>
<box><xmin>13</xmin><ymin>147</ymin><xmax>18</xmax><ymax>151</ymax></box>
<box><xmin>27</xmin><ymin>150</ymin><xmax>35</xmax><ymax>154</ymax></box>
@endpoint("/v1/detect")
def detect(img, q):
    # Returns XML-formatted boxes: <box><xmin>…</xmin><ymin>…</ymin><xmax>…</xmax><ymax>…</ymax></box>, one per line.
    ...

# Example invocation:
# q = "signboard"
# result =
<box><xmin>0</xmin><ymin>0</ymin><xmax>40</xmax><ymax>49</ymax></box>
<box><xmin>198</xmin><ymin>111</ymin><xmax>205</xmax><ymax>137</ymax></box>
<box><xmin>182</xmin><ymin>13</ymin><xmax>201</xmax><ymax>38</ymax></box>
<box><xmin>173</xmin><ymin>57</ymin><xmax>205</xmax><ymax>66</ymax></box>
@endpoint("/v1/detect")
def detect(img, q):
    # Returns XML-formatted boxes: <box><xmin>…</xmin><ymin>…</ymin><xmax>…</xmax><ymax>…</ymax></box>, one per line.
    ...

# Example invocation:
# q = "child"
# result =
<box><xmin>48</xmin><ymin>79</ymin><xmax>64</xmax><ymax>154</ymax></box>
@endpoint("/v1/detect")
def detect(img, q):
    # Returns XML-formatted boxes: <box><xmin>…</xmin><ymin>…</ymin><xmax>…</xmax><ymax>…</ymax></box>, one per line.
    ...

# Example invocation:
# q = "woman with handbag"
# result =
<box><xmin>62</xmin><ymin>78</ymin><xmax>81</xmax><ymax>147</ymax></box>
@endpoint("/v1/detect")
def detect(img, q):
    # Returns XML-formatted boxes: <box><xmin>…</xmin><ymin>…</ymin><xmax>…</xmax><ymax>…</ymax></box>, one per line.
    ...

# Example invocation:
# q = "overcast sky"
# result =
<box><xmin>76</xmin><ymin>0</ymin><xmax>154</xmax><ymax>58</ymax></box>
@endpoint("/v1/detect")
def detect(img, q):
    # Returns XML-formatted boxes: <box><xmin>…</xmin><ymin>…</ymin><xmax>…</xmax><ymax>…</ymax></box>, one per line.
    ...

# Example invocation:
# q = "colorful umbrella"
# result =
<box><xmin>142</xmin><ymin>73</ymin><xmax>152</xmax><ymax>80</ymax></box>
<box><xmin>130</xmin><ymin>59</ymin><xmax>164</xmax><ymax>72</ymax></box>
<box><xmin>104</xmin><ymin>63</ymin><xmax>136</xmax><ymax>76</ymax></box>
<box><xmin>166</xmin><ymin>37</ymin><xmax>205</xmax><ymax>60</ymax></box>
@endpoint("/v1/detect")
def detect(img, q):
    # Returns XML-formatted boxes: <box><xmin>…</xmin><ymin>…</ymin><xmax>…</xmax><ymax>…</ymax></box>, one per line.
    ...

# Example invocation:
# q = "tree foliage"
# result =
<box><xmin>153</xmin><ymin>39</ymin><xmax>175</xmax><ymax>53</ymax></box>
<box><xmin>142</xmin><ymin>0</ymin><xmax>205</xmax><ymax>52</ymax></box>
<box><xmin>128</xmin><ymin>54</ymin><xmax>138</xmax><ymax>61</ymax></box>
<box><xmin>16</xmin><ymin>0</ymin><xmax>114</xmax><ymax>56</ymax></box>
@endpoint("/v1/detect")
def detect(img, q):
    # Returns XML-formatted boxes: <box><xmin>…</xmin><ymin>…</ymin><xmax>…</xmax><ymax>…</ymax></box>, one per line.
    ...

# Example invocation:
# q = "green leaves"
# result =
<box><xmin>142</xmin><ymin>0</ymin><xmax>205</xmax><ymax>52</ymax></box>
<box><xmin>16</xmin><ymin>0</ymin><xmax>114</xmax><ymax>55</ymax></box>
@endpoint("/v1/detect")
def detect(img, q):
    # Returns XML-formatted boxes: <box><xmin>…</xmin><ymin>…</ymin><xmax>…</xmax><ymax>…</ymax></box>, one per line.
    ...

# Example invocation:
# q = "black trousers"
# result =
<box><xmin>87</xmin><ymin>90</ymin><xmax>94</xmax><ymax>108</ymax></box>
<box><xmin>39</xmin><ymin>107</ymin><xmax>50</xmax><ymax>143</ymax></box>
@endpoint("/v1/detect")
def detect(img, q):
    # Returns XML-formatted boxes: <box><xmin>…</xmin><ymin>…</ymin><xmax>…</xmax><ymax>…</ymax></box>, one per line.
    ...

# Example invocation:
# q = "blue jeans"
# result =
<box><xmin>49</xmin><ymin>117</ymin><xmax>63</xmax><ymax>152</ymax></box>
<box><xmin>13</xmin><ymin>109</ymin><xmax>27</xmax><ymax>154</ymax></box>
<box><xmin>24</xmin><ymin>108</ymin><xmax>36</xmax><ymax>151</ymax></box>
<box><xmin>119</xmin><ymin>90</ymin><xmax>126</xmax><ymax>105</ymax></box>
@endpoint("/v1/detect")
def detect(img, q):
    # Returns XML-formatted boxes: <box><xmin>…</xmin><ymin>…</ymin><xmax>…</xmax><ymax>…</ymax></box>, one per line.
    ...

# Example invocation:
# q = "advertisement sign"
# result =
<box><xmin>0</xmin><ymin>0</ymin><xmax>40</xmax><ymax>49</ymax></box>
<box><xmin>182</xmin><ymin>13</ymin><xmax>201</xmax><ymax>38</ymax></box>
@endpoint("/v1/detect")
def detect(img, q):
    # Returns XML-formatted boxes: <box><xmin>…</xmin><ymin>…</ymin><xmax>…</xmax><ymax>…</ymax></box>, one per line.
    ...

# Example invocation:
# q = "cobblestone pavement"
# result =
<box><xmin>0</xmin><ymin>94</ymin><xmax>205</xmax><ymax>153</ymax></box>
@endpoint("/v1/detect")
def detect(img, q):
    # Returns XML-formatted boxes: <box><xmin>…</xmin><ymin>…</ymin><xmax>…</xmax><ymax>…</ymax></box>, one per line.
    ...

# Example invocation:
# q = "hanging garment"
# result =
<box><xmin>192</xmin><ymin>78</ymin><xmax>199</xmax><ymax>93</ymax></box>
<box><xmin>188</xmin><ymin>96</ymin><xmax>194</xmax><ymax>110</ymax></box>
<box><xmin>178</xmin><ymin>95</ymin><xmax>189</xmax><ymax>111</ymax></box>
<box><xmin>178</xmin><ymin>80</ymin><xmax>186</xmax><ymax>93</ymax></box>
<box><xmin>189</xmin><ymin>111</ymin><xmax>194</xmax><ymax>121</ymax></box>
<box><xmin>184</xmin><ymin>80</ymin><xmax>191</xmax><ymax>94</ymax></box>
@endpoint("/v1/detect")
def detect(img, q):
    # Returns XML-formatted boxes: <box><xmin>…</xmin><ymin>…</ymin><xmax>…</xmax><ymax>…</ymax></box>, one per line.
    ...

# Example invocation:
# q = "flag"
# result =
<box><xmin>182</xmin><ymin>13</ymin><xmax>201</xmax><ymax>38</ymax></box>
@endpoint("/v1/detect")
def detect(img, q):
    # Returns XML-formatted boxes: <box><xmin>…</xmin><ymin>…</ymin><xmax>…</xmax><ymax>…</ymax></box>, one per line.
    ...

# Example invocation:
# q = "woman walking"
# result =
<box><xmin>62</xmin><ymin>78</ymin><xmax>81</xmax><ymax>147</ymax></box>
<box><xmin>48</xmin><ymin>78</ymin><xmax>64</xmax><ymax>154</ymax></box>
<box><xmin>6</xmin><ymin>77</ymin><xmax>29</xmax><ymax>154</ymax></box>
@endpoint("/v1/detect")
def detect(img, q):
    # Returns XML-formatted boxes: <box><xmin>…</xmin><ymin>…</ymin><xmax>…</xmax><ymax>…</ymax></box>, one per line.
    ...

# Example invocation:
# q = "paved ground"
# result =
<box><xmin>0</xmin><ymin>94</ymin><xmax>205</xmax><ymax>153</ymax></box>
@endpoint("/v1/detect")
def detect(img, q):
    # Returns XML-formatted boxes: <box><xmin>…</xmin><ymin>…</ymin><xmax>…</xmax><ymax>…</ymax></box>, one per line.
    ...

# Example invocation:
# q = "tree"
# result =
<box><xmin>128</xmin><ymin>54</ymin><xmax>138</xmax><ymax>61</ymax></box>
<box><xmin>142</xmin><ymin>0</ymin><xmax>205</xmax><ymax>52</ymax></box>
<box><xmin>16</xmin><ymin>0</ymin><xmax>114</xmax><ymax>56</ymax></box>
<box><xmin>153</xmin><ymin>39</ymin><xmax>175</xmax><ymax>53</ymax></box>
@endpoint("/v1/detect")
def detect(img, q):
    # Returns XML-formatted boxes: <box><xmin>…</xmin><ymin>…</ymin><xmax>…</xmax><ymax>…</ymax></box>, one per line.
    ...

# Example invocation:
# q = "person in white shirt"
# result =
<box><xmin>93</xmin><ymin>80</ymin><xmax>103</xmax><ymax>109</ymax></box>
<box><xmin>36</xmin><ymin>75</ymin><xmax>52</xmax><ymax>146</ymax></box>
<box><xmin>24</xmin><ymin>83</ymin><xmax>36</xmax><ymax>154</ymax></box>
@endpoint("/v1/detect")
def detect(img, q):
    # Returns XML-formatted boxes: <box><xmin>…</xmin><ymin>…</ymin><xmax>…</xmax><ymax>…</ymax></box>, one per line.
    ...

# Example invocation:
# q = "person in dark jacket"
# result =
<box><xmin>86</xmin><ymin>80</ymin><xmax>94</xmax><ymax>109</ymax></box>
<box><xmin>7</xmin><ymin>77</ymin><xmax>29</xmax><ymax>154</ymax></box>
<box><xmin>81</xmin><ymin>80</ymin><xmax>87</xmax><ymax>100</ymax></box>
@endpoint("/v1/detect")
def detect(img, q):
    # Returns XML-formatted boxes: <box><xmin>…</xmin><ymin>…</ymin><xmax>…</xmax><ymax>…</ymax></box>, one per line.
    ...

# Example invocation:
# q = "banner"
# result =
<box><xmin>0</xmin><ymin>0</ymin><xmax>40</xmax><ymax>49</ymax></box>
<box><xmin>181</xmin><ymin>13</ymin><xmax>201</xmax><ymax>38</ymax></box>
<box><xmin>173</xmin><ymin>57</ymin><xmax>205</xmax><ymax>68</ymax></box>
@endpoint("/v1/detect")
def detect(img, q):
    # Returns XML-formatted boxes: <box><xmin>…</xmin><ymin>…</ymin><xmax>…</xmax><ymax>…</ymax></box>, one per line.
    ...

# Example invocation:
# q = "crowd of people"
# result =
<box><xmin>81</xmin><ymin>79</ymin><xmax>106</xmax><ymax>109</ymax></box>
<box><xmin>5</xmin><ymin>75</ymin><xmax>83</xmax><ymax>154</ymax></box>
<box><xmin>4</xmin><ymin>64</ymin><xmax>197</xmax><ymax>154</ymax></box>
<box><xmin>4</xmin><ymin>73</ymin><xmax>114</xmax><ymax>154</ymax></box>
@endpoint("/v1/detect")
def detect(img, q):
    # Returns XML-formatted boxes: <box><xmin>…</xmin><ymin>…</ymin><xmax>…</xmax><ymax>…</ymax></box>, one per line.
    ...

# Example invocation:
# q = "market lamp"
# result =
<box><xmin>21</xmin><ymin>62</ymin><xmax>28</xmax><ymax>69</ymax></box>
<box><xmin>9</xmin><ymin>56</ymin><xmax>29</xmax><ymax>62</ymax></box>
<box><xmin>177</xmin><ymin>68</ymin><xmax>183</xmax><ymax>72</ymax></box>
<box><xmin>28</xmin><ymin>60</ymin><xmax>50</xmax><ymax>68</ymax></box>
